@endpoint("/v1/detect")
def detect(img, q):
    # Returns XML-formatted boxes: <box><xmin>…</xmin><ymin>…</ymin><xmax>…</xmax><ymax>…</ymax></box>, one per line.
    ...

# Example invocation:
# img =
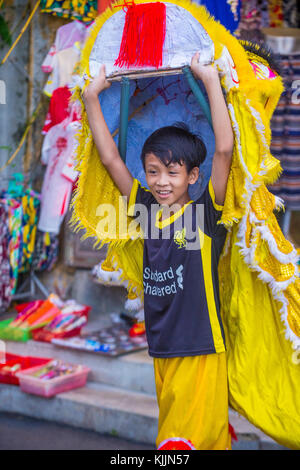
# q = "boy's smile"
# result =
<box><xmin>144</xmin><ymin>153</ymin><xmax>199</xmax><ymax>208</ymax></box>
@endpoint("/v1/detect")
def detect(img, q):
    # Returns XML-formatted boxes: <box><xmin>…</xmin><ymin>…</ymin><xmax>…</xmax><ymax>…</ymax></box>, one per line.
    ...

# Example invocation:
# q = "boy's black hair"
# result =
<box><xmin>141</xmin><ymin>123</ymin><xmax>207</xmax><ymax>173</ymax></box>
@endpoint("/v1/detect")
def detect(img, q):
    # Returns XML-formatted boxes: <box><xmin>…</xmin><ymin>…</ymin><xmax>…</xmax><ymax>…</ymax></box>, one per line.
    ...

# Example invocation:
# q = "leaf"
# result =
<box><xmin>0</xmin><ymin>14</ymin><xmax>12</xmax><ymax>46</ymax></box>
<box><xmin>0</xmin><ymin>146</ymin><xmax>12</xmax><ymax>152</ymax></box>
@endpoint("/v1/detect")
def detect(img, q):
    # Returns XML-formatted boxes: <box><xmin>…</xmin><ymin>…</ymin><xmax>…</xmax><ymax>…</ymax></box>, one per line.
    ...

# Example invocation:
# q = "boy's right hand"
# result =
<box><xmin>191</xmin><ymin>52</ymin><xmax>219</xmax><ymax>87</ymax></box>
<box><xmin>82</xmin><ymin>64</ymin><xmax>111</xmax><ymax>102</ymax></box>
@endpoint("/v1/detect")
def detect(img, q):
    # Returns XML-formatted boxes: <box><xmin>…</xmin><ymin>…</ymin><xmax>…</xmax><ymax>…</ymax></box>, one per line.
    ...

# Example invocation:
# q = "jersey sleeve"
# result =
<box><xmin>200</xmin><ymin>179</ymin><xmax>227</xmax><ymax>238</ymax></box>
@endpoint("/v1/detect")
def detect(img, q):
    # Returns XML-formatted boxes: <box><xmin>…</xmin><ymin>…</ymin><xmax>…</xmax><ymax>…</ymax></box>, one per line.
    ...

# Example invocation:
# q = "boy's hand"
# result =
<box><xmin>190</xmin><ymin>52</ymin><xmax>219</xmax><ymax>86</ymax></box>
<box><xmin>190</xmin><ymin>53</ymin><xmax>233</xmax><ymax>206</ymax></box>
<box><xmin>82</xmin><ymin>64</ymin><xmax>111</xmax><ymax>102</ymax></box>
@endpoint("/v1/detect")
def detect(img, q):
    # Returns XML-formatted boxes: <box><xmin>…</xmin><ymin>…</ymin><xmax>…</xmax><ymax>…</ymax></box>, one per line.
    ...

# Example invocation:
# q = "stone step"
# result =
<box><xmin>2</xmin><ymin>340</ymin><xmax>289</xmax><ymax>450</ymax></box>
<box><xmin>0</xmin><ymin>381</ymin><xmax>158</xmax><ymax>446</ymax></box>
<box><xmin>4</xmin><ymin>339</ymin><xmax>156</xmax><ymax>395</ymax></box>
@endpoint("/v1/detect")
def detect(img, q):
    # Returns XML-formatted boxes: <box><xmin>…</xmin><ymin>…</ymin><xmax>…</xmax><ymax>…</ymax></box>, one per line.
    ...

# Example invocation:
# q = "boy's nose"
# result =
<box><xmin>157</xmin><ymin>173</ymin><xmax>169</xmax><ymax>186</ymax></box>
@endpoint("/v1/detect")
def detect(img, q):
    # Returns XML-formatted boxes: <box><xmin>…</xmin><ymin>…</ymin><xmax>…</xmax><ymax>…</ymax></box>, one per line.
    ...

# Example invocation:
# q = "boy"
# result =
<box><xmin>83</xmin><ymin>53</ymin><xmax>234</xmax><ymax>450</ymax></box>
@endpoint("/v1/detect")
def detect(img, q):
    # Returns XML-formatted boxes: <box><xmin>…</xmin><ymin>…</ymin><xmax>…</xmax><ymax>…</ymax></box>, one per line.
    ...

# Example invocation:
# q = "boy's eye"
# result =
<box><xmin>169</xmin><ymin>171</ymin><xmax>178</xmax><ymax>175</ymax></box>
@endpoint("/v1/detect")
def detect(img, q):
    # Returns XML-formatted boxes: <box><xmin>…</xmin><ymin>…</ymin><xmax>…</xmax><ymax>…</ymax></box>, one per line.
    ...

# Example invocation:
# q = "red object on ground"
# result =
<box><xmin>32</xmin><ymin>325</ymin><xmax>84</xmax><ymax>342</ymax></box>
<box><xmin>0</xmin><ymin>354</ymin><xmax>52</xmax><ymax>385</ymax></box>
<box><xmin>129</xmin><ymin>322</ymin><xmax>146</xmax><ymax>337</ymax></box>
<box><xmin>14</xmin><ymin>300</ymin><xmax>44</xmax><ymax>314</ymax></box>
<box><xmin>31</xmin><ymin>306</ymin><xmax>91</xmax><ymax>343</ymax></box>
<box><xmin>11</xmin><ymin>299</ymin><xmax>60</xmax><ymax>329</ymax></box>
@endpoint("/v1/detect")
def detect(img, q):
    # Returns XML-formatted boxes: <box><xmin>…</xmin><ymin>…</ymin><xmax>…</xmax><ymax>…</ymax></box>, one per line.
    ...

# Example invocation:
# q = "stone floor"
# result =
<box><xmin>0</xmin><ymin>412</ymin><xmax>155</xmax><ymax>450</ymax></box>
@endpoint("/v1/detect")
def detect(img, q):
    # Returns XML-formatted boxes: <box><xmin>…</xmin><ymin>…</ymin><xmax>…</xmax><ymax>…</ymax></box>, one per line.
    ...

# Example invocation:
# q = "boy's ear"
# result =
<box><xmin>188</xmin><ymin>167</ymin><xmax>199</xmax><ymax>185</ymax></box>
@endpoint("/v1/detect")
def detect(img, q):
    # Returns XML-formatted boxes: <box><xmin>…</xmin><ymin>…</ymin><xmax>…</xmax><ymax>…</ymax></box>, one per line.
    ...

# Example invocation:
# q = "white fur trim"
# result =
<box><xmin>92</xmin><ymin>262</ymin><xmax>122</xmax><ymax>283</ymax></box>
<box><xmin>125</xmin><ymin>296</ymin><xmax>142</xmax><ymax>311</ymax></box>
<box><xmin>135</xmin><ymin>308</ymin><xmax>145</xmax><ymax>322</ymax></box>
<box><xmin>157</xmin><ymin>437</ymin><xmax>196</xmax><ymax>450</ymax></box>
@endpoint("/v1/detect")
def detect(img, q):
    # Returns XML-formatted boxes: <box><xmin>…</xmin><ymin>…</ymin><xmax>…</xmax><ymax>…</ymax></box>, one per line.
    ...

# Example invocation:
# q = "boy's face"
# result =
<box><xmin>144</xmin><ymin>153</ymin><xmax>199</xmax><ymax>207</ymax></box>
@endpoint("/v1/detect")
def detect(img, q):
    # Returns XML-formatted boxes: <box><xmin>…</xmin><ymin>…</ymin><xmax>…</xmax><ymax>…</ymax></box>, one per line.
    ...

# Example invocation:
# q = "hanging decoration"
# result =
<box><xmin>40</xmin><ymin>0</ymin><xmax>98</xmax><ymax>23</ymax></box>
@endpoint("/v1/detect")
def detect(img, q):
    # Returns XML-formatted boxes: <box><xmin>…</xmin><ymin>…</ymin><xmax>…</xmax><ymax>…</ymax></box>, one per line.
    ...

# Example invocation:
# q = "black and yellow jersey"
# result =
<box><xmin>128</xmin><ymin>178</ymin><xmax>227</xmax><ymax>358</ymax></box>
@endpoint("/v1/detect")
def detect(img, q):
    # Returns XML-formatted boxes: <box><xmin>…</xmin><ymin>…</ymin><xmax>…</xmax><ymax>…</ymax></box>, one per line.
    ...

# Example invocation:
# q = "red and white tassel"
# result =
<box><xmin>114</xmin><ymin>2</ymin><xmax>166</xmax><ymax>69</ymax></box>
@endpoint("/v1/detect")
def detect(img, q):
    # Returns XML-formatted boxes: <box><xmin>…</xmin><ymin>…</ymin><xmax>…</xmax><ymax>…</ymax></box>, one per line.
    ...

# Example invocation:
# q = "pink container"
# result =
<box><xmin>16</xmin><ymin>362</ymin><xmax>90</xmax><ymax>398</ymax></box>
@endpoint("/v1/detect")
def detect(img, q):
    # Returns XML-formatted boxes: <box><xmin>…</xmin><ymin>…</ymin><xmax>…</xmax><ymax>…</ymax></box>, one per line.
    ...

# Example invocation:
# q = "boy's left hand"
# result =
<box><xmin>83</xmin><ymin>64</ymin><xmax>111</xmax><ymax>103</ymax></box>
<box><xmin>191</xmin><ymin>52</ymin><xmax>219</xmax><ymax>86</ymax></box>
<box><xmin>190</xmin><ymin>53</ymin><xmax>233</xmax><ymax>207</ymax></box>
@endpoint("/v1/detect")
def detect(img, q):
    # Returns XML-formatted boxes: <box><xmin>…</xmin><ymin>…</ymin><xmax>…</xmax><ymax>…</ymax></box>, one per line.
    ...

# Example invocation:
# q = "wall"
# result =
<box><xmin>0</xmin><ymin>1</ymin><xmax>126</xmax><ymax>318</ymax></box>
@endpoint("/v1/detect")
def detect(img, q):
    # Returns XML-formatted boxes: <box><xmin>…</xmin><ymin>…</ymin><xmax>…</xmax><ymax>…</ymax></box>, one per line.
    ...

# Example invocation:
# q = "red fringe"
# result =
<box><xmin>114</xmin><ymin>2</ymin><xmax>166</xmax><ymax>69</ymax></box>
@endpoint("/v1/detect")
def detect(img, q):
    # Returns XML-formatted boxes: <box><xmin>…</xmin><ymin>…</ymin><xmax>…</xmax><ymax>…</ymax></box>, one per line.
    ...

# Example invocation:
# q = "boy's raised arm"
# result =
<box><xmin>191</xmin><ymin>53</ymin><xmax>234</xmax><ymax>206</ymax></box>
<box><xmin>82</xmin><ymin>65</ymin><xmax>134</xmax><ymax>199</ymax></box>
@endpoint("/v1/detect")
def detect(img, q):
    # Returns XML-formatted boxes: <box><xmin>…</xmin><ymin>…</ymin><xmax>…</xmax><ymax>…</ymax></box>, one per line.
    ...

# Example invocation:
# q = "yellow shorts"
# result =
<box><xmin>154</xmin><ymin>352</ymin><xmax>231</xmax><ymax>450</ymax></box>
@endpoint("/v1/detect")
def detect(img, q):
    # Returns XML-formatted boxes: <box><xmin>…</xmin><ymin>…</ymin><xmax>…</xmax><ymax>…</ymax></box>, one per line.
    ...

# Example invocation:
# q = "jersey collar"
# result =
<box><xmin>155</xmin><ymin>200</ymin><xmax>193</xmax><ymax>229</ymax></box>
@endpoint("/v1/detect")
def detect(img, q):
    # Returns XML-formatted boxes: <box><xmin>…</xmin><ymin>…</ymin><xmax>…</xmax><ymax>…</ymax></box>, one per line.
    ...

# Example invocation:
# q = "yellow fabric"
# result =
<box><xmin>199</xmin><ymin>229</ymin><xmax>226</xmax><ymax>353</ymax></box>
<box><xmin>104</xmin><ymin>241</ymin><xmax>144</xmax><ymax>297</ymax></box>
<box><xmin>208</xmin><ymin>179</ymin><xmax>224</xmax><ymax>212</ymax></box>
<box><xmin>154</xmin><ymin>352</ymin><xmax>231</xmax><ymax>450</ymax></box>
<box><xmin>70</xmin><ymin>0</ymin><xmax>300</xmax><ymax>449</ymax></box>
<box><xmin>128</xmin><ymin>179</ymin><xmax>140</xmax><ymax>218</ymax></box>
<box><xmin>219</xmin><ymin>226</ymin><xmax>300</xmax><ymax>450</ymax></box>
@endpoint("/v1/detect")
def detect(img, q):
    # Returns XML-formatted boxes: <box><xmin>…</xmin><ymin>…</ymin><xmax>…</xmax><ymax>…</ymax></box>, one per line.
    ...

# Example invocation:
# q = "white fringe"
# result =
<box><xmin>124</xmin><ymin>296</ymin><xmax>142</xmax><ymax>312</ymax></box>
<box><xmin>248</xmin><ymin>210</ymin><xmax>300</xmax><ymax>266</ymax></box>
<box><xmin>221</xmin><ymin>93</ymin><xmax>300</xmax><ymax>350</ymax></box>
<box><xmin>135</xmin><ymin>308</ymin><xmax>145</xmax><ymax>322</ymax></box>
<box><xmin>256</xmin><ymin>226</ymin><xmax>299</xmax><ymax>266</ymax></box>
<box><xmin>235</xmin><ymin>208</ymin><xmax>300</xmax><ymax>349</ymax></box>
<box><xmin>274</xmin><ymin>196</ymin><xmax>285</xmax><ymax>211</ymax></box>
<box><xmin>274</xmin><ymin>290</ymin><xmax>300</xmax><ymax>349</ymax></box>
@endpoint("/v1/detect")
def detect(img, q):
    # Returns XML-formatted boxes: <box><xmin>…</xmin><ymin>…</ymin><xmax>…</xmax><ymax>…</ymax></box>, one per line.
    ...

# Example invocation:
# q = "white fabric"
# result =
<box><xmin>42</xmin><ymin>21</ymin><xmax>94</xmax><ymax>97</ymax></box>
<box><xmin>38</xmin><ymin>120</ymin><xmax>80</xmax><ymax>234</ymax></box>
<box><xmin>89</xmin><ymin>3</ymin><xmax>215</xmax><ymax>78</ymax></box>
<box><xmin>42</xmin><ymin>20</ymin><xmax>93</xmax><ymax>73</ymax></box>
<box><xmin>43</xmin><ymin>44</ymin><xmax>81</xmax><ymax>97</ymax></box>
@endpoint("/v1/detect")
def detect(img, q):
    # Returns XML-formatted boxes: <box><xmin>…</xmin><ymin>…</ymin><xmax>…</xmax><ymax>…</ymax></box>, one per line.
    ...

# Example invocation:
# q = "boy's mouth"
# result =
<box><xmin>156</xmin><ymin>190</ymin><xmax>172</xmax><ymax>199</ymax></box>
